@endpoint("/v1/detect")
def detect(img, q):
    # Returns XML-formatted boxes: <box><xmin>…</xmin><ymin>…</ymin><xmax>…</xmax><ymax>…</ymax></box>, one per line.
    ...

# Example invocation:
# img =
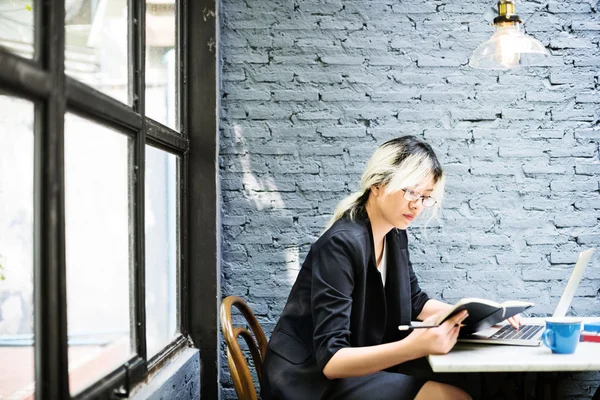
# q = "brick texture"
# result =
<box><xmin>219</xmin><ymin>0</ymin><xmax>600</xmax><ymax>398</ymax></box>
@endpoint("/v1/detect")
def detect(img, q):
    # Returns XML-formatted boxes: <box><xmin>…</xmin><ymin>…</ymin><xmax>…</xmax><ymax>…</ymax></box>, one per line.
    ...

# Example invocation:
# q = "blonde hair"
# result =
<box><xmin>327</xmin><ymin>136</ymin><xmax>445</xmax><ymax>229</ymax></box>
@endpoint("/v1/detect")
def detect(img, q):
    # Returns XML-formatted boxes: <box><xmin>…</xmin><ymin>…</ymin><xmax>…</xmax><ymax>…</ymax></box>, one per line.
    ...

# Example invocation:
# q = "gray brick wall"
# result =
<box><xmin>219</xmin><ymin>0</ymin><xmax>600</xmax><ymax>398</ymax></box>
<box><xmin>131</xmin><ymin>349</ymin><xmax>200</xmax><ymax>400</ymax></box>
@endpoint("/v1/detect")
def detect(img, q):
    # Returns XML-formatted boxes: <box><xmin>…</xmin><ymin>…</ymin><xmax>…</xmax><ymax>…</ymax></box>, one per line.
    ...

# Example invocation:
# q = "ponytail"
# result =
<box><xmin>325</xmin><ymin>190</ymin><xmax>369</xmax><ymax>230</ymax></box>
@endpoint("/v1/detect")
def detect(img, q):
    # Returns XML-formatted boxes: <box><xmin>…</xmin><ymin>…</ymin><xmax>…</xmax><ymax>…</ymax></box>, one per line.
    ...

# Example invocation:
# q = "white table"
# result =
<box><xmin>428</xmin><ymin>318</ymin><xmax>600</xmax><ymax>373</ymax></box>
<box><xmin>428</xmin><ymin>318</ymin><xmax>600</xmax><ymax>399</ymax></box>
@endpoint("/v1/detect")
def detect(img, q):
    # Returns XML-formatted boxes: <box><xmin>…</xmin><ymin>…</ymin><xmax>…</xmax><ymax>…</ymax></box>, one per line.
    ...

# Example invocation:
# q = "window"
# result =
<box><xmin>0</xmin><ymin>0</ymin><xmax>35</xmax><ymax>59</ymax></box>
<box><xmin>145</xmin><ymin>145</ymin><xmax>179</xmax><ymax>359</ymax></box>
<box><xmin>0</xmin><ymin>94</ymin><xmax>35</xmax><ymax>399</ymax></box>
<box><xmin>145</xmin><ymin>0</ymin><xmax>178</xmax><ymax>130</ymax></box>
<box><xmin>65</xmin><ymin>0</ymin><xmax>129</xmax><ymax>103</ymax></box>
<box><xmin>64</xmin><ymin>114</ymin><xmax>133</xmax><ymax>395</ymax></box>
<box><xmin>0</xmin><ymin>1</ymin><xmax>190</xmax><ymax>398</ymax></box>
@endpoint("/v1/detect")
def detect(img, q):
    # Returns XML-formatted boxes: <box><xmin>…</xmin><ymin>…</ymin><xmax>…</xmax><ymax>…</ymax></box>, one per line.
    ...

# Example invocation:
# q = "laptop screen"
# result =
<box><xmin>552</xmin><ymin>248</ymin><xmax>595</xmax><ymax>318</ymax></box>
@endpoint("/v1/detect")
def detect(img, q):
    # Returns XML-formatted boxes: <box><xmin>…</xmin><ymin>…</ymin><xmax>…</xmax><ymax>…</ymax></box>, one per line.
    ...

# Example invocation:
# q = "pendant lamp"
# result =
<box><xmin>469</xmin><ymin>0</ymin><xmax>550</xmax><ymax>69</ymax></box>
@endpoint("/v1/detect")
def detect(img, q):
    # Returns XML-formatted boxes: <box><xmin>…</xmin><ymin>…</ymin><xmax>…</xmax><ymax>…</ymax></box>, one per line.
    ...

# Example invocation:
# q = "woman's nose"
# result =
<box><xmin>409</xmin><ymin>199</ymin><xmax>423</xmax><ymax>211</ymax></box>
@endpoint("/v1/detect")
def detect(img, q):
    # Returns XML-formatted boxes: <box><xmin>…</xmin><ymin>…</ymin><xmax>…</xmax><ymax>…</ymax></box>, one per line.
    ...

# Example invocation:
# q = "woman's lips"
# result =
<box><xmin>403</xmin><ymin>214</ymin><xmax>415</xmax><ymax>221</ymax></box>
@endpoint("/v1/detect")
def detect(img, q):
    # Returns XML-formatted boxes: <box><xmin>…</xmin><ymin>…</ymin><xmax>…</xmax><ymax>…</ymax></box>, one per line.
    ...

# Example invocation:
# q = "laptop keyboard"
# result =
<box><xmin>490</xmin><ymin>324</ymin><xmax>544</xmax><ymax>341</ymax></box>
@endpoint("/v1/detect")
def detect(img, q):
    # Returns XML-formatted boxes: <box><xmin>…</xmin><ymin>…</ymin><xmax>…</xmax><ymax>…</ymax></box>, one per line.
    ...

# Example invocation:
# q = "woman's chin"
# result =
<box><xmin>395</xmin><ymin>221</ymin><xmax>410</xmax><ymax>230</ymax></box>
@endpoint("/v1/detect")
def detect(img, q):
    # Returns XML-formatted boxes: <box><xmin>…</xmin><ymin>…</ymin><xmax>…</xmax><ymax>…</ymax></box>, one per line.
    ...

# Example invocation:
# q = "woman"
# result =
<box><xmin>261</xmin><ymin>136</ymin><xmax>517</xmax><ymax>400</ymax></box>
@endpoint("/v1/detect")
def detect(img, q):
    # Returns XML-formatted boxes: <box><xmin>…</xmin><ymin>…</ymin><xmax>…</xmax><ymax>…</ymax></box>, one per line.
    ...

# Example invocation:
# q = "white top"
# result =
<box><xmin>378</xmin><ymin>238</ymin><xmax>387</xmax><ymax>287</ymax></box>
<box><xmin>428</xmin><ymin>317</ymin><xmax>600</xmax><ymax>373</ymax></box>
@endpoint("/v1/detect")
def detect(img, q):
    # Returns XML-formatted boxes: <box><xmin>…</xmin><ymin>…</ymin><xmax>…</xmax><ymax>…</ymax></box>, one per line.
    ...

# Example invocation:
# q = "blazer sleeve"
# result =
<box><xmin>311</xmin><ymin>231</ymin><xmax>358</xmax><ymax>372</ymax></box>
<box><xmin>408</xmin><ymin>256</ymin><xmax>430</xmax><ymax>319</ymax></box>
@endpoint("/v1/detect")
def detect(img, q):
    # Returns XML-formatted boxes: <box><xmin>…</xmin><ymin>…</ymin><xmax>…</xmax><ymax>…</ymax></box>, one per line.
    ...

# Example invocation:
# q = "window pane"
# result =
<box><xmin>65</xmin><ymin>0</ymin><xmax>128</xmax><ymax>104</ymax></box>
<box><xmin>145</xmin><ymin>146</ymin><xmax>178</xmax><ymax>359</ymax></box>
<box><xmin>64</xmin><ymin>114</ymin><xmax>132</xmax><ymax>395</ymax></box>
<box><xmin>0</xmin><ymin>95</ymin><xmax>35</xmax><ymax>399</ymax></box>
<box><xmin>146</xmin><ymin>0</ymin><xmax>177</xmax><ymax>130</ymax></box>
<box><xmin>0</xmin><ymin>0</ymin><xmax>35</xmax><ymax>59</ymax></box>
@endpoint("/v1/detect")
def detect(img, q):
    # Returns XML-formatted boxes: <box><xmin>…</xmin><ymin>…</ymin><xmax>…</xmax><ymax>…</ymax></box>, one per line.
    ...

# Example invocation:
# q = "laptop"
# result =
<box><xmin>458</xmin><ymin>248</ymin><xmax>595</xmax><ymax>346</ymax></box>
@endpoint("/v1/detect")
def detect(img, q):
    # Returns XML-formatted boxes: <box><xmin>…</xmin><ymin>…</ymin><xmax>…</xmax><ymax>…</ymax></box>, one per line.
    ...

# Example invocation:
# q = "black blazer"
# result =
<box><xmin>261</xmin><ymin>217</ymin><xmax>430</xmax><ymax>400</ymax></box>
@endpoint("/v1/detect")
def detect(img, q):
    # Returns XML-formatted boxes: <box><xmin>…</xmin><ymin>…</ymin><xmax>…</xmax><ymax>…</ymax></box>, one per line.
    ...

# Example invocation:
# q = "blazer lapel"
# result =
<box><xmin>364</xmin><ymin>218</ymin><xmax>387</xmax><ymax>345</ymax></box>
<box><xmin>383</xmin><ymin>231</ymin><xmax>412</xmax><ymax>341</ymax></box>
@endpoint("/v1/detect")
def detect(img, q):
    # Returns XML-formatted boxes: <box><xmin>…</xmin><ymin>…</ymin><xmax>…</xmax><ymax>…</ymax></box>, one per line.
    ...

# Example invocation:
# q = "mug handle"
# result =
<box><xmin>542</xmin><ymin>329</ymin><xmax>556</xmax><ymax>352</ymax></box>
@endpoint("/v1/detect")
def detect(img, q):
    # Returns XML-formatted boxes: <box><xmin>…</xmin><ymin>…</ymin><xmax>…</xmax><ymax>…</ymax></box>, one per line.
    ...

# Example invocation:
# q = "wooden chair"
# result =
<box><xmin>220</xmin><ymin>296</ymin><xmax>268</xmax><ymax>400</ymax></box>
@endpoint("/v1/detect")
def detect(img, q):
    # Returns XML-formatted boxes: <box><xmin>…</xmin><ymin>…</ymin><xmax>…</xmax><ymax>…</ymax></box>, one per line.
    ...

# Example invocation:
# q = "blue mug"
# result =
<box><xmin>541</xmin><ymin>318</ymin><xmax>582</xmax><ymax>354</ymax></box>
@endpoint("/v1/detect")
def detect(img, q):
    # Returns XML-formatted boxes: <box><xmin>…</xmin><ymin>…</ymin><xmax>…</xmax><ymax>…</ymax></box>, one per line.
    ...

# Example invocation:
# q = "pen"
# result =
<box><xmin>398</xmin><ymin>324</ymin><xmax>465</xmax><ymax>331</ymax></box>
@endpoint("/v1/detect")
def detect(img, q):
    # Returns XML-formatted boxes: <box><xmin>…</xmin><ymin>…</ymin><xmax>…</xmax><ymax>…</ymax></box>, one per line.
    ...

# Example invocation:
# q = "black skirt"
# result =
<box><xmin>325</xmin><ymin>371</ymin><xmax>426</xmax><ymax>400</ymax></box>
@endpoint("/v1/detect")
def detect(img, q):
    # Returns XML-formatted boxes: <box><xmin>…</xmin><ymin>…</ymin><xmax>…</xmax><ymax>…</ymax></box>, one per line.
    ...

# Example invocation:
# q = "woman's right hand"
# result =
<box><xmin>408</xmin><ymin>310</ymin><xmax>469</xmax><ymax>356</ymax></box>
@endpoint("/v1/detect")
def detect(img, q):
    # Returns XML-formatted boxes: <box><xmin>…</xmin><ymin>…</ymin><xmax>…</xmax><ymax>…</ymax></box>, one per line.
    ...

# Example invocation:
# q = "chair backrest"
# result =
<box><xmin>220</xmin><ymin>296</ymin><xmax>268</xmax><ymax>400</ymax></box>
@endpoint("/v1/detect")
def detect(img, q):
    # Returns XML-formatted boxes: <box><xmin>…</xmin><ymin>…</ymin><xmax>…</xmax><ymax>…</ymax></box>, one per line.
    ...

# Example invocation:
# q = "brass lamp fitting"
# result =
<box><xmin>494</xmin><ymin>0</ymin><xmax>522</xmax><ymax>25</ymax></box>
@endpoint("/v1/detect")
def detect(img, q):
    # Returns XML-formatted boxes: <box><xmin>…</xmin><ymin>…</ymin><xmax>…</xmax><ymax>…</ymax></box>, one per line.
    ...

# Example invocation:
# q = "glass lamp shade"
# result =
<box><xmin>469</xmin><ymin>23</ymin><xmax>550</xmax><ymax>69</ymax></box>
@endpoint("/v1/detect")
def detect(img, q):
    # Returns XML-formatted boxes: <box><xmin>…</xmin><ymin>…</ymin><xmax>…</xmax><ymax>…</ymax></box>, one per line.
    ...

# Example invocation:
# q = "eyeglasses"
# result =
<box><xmin>402</xmin><ymin>189</ymin><xmax>437</xmax><ymax>208</ymax></box>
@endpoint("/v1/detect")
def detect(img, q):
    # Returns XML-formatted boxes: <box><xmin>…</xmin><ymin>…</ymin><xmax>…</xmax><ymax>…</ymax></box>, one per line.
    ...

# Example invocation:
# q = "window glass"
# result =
<box><xmin>146</xmin><ymin>0</ymin><xmax>177</xmax><ymax>130</ymax></box>
<box><xmin>0</xmin><ymin>95</ymin><xmax>35</xmax><ymax>399</ymax></box>
<box><xmin>65</xmin><ymin>0</ymin><xmax>128</xmax><ymax>104</ymax></box>
<box><xmin>0</xmin><ymin>0</ymin><xmax>35</xmax><ymax>59</ymax></box>
<box><xmin>64</xmin><ymin>113</ymin><xmax>132</xmax><ymax>395</ymax></box>
<box><xmin>145</xmin><ymin>145</ymin><xmax>178</xmax><ymax>359</ymax></box>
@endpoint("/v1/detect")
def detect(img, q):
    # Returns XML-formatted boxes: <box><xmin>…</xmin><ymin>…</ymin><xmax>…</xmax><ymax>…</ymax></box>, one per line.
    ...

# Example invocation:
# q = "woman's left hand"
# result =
<box><xmin>507</xmin><ymin>314</ymin><xmax>523</xmax><ymax>329</ymax></box>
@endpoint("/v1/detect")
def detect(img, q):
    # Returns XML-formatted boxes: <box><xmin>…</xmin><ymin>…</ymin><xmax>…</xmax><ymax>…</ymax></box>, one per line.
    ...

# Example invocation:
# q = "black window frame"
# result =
<box><xmin>0</xmin><ymin>0</ymin><xmax>222</xmax><ymax>398</ymax></box>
